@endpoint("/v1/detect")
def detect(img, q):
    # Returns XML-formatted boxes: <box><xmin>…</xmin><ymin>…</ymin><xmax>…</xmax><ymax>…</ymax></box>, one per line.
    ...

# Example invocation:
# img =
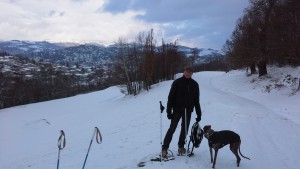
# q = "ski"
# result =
<box><xmin>177</xmin><ymin>149</ymin><xmax>195</xmax><ymax>157</ymax></box>
<box><xmin>137</xmin><ymin>153</ymin><xmax>175</xmax><ymax>167</ymax></box>
<box><xmin>150</xmin><ymin>154</ymin><xmax>175</xmax><ymax>162</ymax></box>
<box><xmin>177</xmin><ymin>152</ymin><xmax>194</xmax><ymax>157</ymax></box>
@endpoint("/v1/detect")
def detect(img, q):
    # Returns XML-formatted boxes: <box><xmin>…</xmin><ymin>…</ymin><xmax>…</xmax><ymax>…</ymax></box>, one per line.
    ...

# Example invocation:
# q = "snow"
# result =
<box><xmin>199</xmin><ymin>48</ymin><xmax>221</xmax><ymax>56</ymax></box>
<box><xmin>18</xmin><ymin>47</ymin><xmax>29</xmax><ymax>51</ymax></box>
<box><xmin>0</xmin><ymin>67</ymin><xmax>300</xmax><ymax>169</ymax></box>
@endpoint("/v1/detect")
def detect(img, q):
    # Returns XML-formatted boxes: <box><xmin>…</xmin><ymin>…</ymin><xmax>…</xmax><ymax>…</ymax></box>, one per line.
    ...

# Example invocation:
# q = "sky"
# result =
<box><xmin>1</xmin><ymin>66</ymin><xmax>299</xmax><ymax>169</ymax></box>
<box><xmin>0</xmin><ymin>0</ymin><xmax>249</xmax><ymax>50</ymax></box>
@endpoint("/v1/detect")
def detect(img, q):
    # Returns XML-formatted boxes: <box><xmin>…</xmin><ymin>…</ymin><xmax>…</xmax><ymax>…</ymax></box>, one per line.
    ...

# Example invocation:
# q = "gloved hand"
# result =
<box><xmin>166</xmin><ymin>107</ymin><xmax>171</xmax><ymax>114</ymax></box>
<box><xmin>195</xmin><ymin>116</ymin><xmax>201</xmax><ymax>122</ymax></box>
<box><xmin>167</xmin><ymin>113</ymin><xmax>173</xmax><ymax>120</ymax></box>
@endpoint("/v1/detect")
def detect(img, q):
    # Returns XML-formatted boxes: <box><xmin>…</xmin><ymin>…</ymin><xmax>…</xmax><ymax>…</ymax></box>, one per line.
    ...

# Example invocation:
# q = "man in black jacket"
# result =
<box><xmin>162</xmin><ymin>66</ymin><xmax>202</xmax><ymax>157</ymax></box>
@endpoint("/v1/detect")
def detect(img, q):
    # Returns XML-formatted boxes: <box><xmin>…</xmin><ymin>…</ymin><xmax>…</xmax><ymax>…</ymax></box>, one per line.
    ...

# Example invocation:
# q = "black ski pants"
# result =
<box><xmin>162</xmin><ymin>110</ymin><xmax>192</xmax><ymax>150</ymax></box>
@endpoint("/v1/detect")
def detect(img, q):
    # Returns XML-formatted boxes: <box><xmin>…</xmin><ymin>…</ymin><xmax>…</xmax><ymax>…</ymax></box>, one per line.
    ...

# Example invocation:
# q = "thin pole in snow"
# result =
<box><xmin>185</xmin><ymin>109</ymin><xmax>188</xmax><ymax>156</ymax></box>
<box><xmin>57</xmin><ymin>130</ymin><xmax>66</xmax><ymax>169</ymax></box>
<box><xmin>159</xmin><ymin>101</ymin><xmax>165</xmax><ymax>163</ymax></box>
<box><xmin>82</xmin><ymin>127</ymin><xmax>102</xmax><ymax>169</ymax></box>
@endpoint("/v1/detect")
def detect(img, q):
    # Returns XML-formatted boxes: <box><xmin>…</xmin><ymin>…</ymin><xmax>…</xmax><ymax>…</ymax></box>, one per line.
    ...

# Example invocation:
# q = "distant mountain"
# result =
<box><xmin>0</xmin><ymin>40</ymin><xmax>115</xmax><ymax>67</ymax></box>
<box><xmin>177</xmin><ymin>45</ymin><xmax>223</xmax><ymax>57</ymax></box>
<box><xmin>0</xmin><ymin>40</ymin><xmax>223</xmax><ymax>67</ymax></box>
<box><xmin>30</xmin><ymin>44</ymin><xmax>116</xmax><ymax>67</ymax></box>
<box><xmin>0</xmin><ymin>40</ymin><xmax>64</xmax><ymax>55</ymax></box>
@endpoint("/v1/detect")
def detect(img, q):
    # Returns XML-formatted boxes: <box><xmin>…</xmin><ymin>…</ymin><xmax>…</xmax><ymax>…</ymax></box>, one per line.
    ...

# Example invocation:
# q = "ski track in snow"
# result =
<box><xmin>0</xmin><ymin>71</ymin><xmax>299</xmax><ymax>169</ymax></box>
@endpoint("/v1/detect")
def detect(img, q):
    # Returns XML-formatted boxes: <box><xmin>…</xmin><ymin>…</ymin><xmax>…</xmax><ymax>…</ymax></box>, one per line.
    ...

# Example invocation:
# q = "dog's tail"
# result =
<box><xmin>239</xmin><ymin>142</ymin><xmax>251</xmax><ymax>160</ymax></box>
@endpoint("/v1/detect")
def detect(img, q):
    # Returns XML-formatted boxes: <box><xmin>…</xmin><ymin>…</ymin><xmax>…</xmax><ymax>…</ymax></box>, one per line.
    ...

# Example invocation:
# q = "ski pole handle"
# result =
<box><xmin>94</xmin><ymin>127</ymin><xmax>102</xmax><ymax>144</ymax></box>
<box><xmin>57</xmin><ymin>130</ymin><xmax>66</xmax><ymax>150</ymax></box>
<box><xmin>159</xmin><ymin>101</ymin><xmax>165</xmax><ymax>113</ymax></box>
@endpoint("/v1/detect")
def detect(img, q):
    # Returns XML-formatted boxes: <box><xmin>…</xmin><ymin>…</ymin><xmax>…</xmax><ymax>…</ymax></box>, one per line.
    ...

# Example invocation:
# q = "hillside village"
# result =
<box><xmin>0</xmin><ymin>55</ymin><xmax>104</xmax><ymax>80</ymax></box>
<box><xmin>0</xmin><ymin>53</ymin><xmax>110</xmax><ymax>109</ymax></box>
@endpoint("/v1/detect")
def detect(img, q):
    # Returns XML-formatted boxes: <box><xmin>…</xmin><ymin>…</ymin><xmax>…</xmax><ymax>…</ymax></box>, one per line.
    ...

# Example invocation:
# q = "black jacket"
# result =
<box><xmin>167</xmin><ymin>76</ymin><xmax>201</xmax><ymax>117</ymax></box>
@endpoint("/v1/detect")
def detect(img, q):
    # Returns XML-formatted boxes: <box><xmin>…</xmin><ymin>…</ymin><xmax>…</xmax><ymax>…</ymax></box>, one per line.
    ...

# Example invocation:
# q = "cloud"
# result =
<box><xmin>0</xmin><ymin>0</ymin><xmax>249</xmax><ymax>49</ymax></box>
<box><xmin>103</xmin><ymin>0</ymin><xmax>249</xmax><ymax>49</ymax></box>
<box><xmin>0</xmin><ymin>0</ymin><xmax>155</xmax><ymax>44</ymax></box>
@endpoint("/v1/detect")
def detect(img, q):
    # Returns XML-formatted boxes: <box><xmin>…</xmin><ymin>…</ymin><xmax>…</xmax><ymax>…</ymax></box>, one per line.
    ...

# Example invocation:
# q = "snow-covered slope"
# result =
<box><xmin>0</xmin><ymin>40</ymin><xmax>64</xmax><ymax>54</ymax></box>
<box><xmin>0</xmin><ymin>67</ymin><xmax>299</xmax><ymax>169</ymax></box>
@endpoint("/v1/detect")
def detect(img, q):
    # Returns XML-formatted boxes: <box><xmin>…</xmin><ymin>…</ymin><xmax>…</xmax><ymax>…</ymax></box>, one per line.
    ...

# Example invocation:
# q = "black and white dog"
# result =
<box><xmin>203</xmin><ymin>125</ymin><xmax>250</xmax><ymax>168</ymax></box>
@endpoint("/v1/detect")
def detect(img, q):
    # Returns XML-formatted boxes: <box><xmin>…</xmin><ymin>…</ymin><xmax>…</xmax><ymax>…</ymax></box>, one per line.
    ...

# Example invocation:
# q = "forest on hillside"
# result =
<box><xmin>223</xmin><ymin>0</ymin><xmax>300</xmax><ymax>76</ymax></box>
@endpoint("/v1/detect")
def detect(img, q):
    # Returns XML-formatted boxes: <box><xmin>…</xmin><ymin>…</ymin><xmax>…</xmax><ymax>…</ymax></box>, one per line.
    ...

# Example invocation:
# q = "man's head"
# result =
<box><xmin>183</xmin><ymin>66</ymin><xmax>193</xmax><ymax>78</ymax></box>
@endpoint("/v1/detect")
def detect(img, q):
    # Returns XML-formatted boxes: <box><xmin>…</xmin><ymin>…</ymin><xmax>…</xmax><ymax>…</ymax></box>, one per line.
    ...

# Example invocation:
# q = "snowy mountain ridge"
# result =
<box><xmin>0</xmin><ymin>40</ymin><xmax>223</xmax><ymax>61</ymax></box>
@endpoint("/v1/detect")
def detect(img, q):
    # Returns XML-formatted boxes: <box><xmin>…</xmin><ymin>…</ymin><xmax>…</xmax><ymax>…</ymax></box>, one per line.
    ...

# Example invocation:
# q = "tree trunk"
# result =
<box><xmin>249</xmin><ymin>63</ymin><xmax>256</xmax><ymax>74</ymax></box>
<box><xmin>258</xmin><ymin>60</ymin><xmax>267</xmax><ymax>77</ymax></box>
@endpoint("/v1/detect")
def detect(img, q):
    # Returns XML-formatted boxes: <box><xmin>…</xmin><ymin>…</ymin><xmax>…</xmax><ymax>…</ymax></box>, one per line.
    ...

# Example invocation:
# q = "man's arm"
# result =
<box><xmin>167</xmin><ymin>81</ymin><xmax>176</xmax><ymax>114</ymax></box>
<box><xmin>194</xmin><ymin>83</ymin><xmax>202</xmax><ymax>118</ymax></box>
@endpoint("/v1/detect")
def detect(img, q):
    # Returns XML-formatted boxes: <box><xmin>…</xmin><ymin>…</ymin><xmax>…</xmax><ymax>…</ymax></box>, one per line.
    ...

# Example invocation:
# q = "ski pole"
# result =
<box><xmin>159</xmin><ymin>101</ymin><xmax>165</xmax><ymax>163</ymax></box>
<box><xmin>57</xmin><ymin>130</ymin><xmax>66</xmax><ymax>169</ymax></box>
<box><xmin>82</xmin><ymin>127</ymin><xmax>102</xmax><ymax>169</ymax></box>
<box><xmin>185</xmin><ymin>109</ymin><xmax>188</xmax><ymax>156</ymax></box>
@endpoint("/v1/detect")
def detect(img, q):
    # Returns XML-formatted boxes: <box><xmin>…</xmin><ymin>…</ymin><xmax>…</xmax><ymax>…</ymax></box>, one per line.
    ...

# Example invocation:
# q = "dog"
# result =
<box><xmin>203</xmin><ymin>125</ymin><xmax>250</xmax><ymax>168</ymax></box>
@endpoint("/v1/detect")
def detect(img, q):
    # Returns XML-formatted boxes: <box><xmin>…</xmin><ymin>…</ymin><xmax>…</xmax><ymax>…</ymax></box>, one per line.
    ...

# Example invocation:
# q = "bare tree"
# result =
<box><xmin>190</xmin><ymin>47</ymin><xmax>200</xmax><ymax>66</ymax></box>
